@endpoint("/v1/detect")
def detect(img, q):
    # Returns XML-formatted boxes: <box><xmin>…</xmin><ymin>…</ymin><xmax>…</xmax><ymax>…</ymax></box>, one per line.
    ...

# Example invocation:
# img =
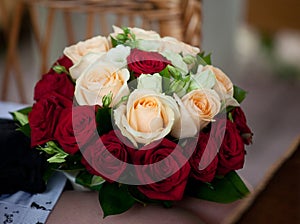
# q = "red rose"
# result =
<box><xmin>231</xmin><ymin>107</ymin><xmax>253</xmax><ymax>145</ymax></box>
<box><xmin>54</xmin><ymin>106</ymin><xmax>97</xmax><ymax>155</ymax></box>
<box><xmin>34</xmin><ymin>73</ymin><xmax>75</xmax><ymax>101</ymax></box>
<box><xmin>52</xmin><ymin>54</ymin><xmax>73</xmax><ymax>71</ymax></box>
<box><xmin>132</xmin><ymin>139</ymin><xmax>190</xmax><ymax>201</ymax></box>
<box><xmin>127</xmin><ymin>48</ymin><xmax>171</xmax><ymax>77</ymax></box>
<box><xmin>34</xmin><ymin>55</ymin><xmax>74</xmax><ymax>101</ymax></box>
<box><xmin>29</xmin><ymin>92</ymin><xmax>73</xmax><ymax>147</ymax></box>
<box><xmin>213</xmin><ymin>118</ymin><xmax>245</xmax><ymax>176</ymax></box>
<box><xmin>188</xmin><ymin>132</ymin><xmax>219</xmax><ymax>182</ymax></box>
<box><xmin>81</xmin><ymin>130</ymin><xmax>132</xmax><ymax>182</ymax></box>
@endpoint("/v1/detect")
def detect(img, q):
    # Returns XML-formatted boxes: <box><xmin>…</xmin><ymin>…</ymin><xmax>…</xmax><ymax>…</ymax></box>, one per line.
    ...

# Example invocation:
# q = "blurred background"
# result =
<box><xmin>0</xmin><ymin>0</ymin><xmax>299</xmax><ymax>205</ymax></box>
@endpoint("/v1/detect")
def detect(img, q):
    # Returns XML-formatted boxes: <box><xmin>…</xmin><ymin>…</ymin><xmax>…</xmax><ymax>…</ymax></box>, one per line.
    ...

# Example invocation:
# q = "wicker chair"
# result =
<box><xmin>1</xmin><ymin>0</ymin><xmax>202</xmax><ymax>103</ymax></box>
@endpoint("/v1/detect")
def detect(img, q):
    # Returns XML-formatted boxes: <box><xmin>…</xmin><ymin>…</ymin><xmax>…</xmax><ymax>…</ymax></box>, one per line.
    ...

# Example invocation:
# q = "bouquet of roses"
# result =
<box><xmin>12</xmin><ymin>26</ymin><xmax>253</xmax><ymax>217</ymax></box>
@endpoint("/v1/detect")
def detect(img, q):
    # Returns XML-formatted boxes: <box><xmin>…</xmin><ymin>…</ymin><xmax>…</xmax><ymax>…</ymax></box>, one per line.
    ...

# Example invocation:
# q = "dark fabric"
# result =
<box><xmin>0</xmin><ymin>119</ymin><xmax>46</xmax><ymax>194</ymax></box>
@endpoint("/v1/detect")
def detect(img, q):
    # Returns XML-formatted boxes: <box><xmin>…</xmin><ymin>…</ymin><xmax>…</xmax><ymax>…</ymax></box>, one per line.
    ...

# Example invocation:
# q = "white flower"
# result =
<box><xmin>159</xmin><ymin>36</ymin><xmax>200</xmax><ymax>56</ymax></box>
<box><xmin>64</xmin><ymin>36</ymin><xmax>110</xmax><ymax>64</ymax></box>
<box><xmin>74</xmin><ymin>60</ymin><xmax>130</xmax><ymax>107</ymax></box>
<box><xmin>137</xmin><ymin>73</ymin><xmax>162</xmax><ymax>93</ymax></box>
<box><xmin>188</xmin><ymin>65</ymin><xmax>216</xmax><ymax>91</ymax></box>
<box><xmin>101</xmin><ymin>45</ymin><xmax>131</xmax><ymax>68</ymax></box>
<box><xmin>161</xmin><ymin>50</ymin><xmax>189</xmax><ymax>75</ymax></box>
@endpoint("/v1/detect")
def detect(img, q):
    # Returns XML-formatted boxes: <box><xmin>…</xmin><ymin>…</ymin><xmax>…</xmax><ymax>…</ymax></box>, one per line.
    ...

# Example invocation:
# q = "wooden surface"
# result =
<box><xmin>246</xmin><ymin>0</ymin><xmax>300</xmax><ymax>34</ymax></box>
<box><xmin>236</xmin><ymin>140</ymin><xmax>300</xmax><ymax>223</ymax></box>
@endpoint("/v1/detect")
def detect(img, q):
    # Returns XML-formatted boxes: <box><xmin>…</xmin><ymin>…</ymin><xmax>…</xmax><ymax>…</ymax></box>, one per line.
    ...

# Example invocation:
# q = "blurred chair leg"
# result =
<box><xmin>63</xmin><ymin>11</ymin><xmax>75</xmax><ymax>45</ymax></box>
<box><xmin>1</xmin><ymin>2</ymin><xmax>27</xmax><ymax>103</ymax></box>
<box><xmin>40</xmin><ymin>7</ymin><xmax>56</xmax><ymax>74</ymax></box>
<box><xmin>86</xmin><ymin>11</ymin><xmax>95</xmax><ymax>39</ymax></box>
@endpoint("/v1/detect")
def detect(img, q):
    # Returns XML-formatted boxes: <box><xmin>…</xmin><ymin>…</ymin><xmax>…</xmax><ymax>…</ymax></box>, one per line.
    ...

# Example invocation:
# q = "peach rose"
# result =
<box><xmin>74</xmin><ymin>61</ymin><xmax>130</xmax><ymax>107</ymax></box>
<box><xmin>181</xmin><ymin>89</ymin><xmax>221</xmax><ymax>131</ymax></box>
<box><xmin>64</xmin><ymin>36</ymin><xmax>110</xmax><ymax>64</ymax></box>
<box><xmin>203</xmin><ymin>65</ymin><xmax>239</xmax><ymax>107</ymax></box>
<box><xmin>114</xmin><ymin>89</ymin><xmax>180</xmax><ymax>147</ymax></box>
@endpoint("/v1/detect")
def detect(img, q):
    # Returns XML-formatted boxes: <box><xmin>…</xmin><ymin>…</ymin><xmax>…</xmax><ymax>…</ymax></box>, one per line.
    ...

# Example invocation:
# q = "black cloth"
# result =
<box><xmin>0</xmin><ymin>119</ymin><xmax>46</xmax><ymax>194</ymax></box>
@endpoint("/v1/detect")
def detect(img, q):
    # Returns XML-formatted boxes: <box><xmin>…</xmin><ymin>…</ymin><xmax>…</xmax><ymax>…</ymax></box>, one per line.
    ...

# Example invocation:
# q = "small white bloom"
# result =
<box><xmin>101</xmin><ymin>45</ymin><xmax>131</xmax><ymax>68</ymax></box>
<box><xmin>137</xmin><ymin>73</ymin><xmax>162</xmax><ymax>93</ymax></box>
<box><xmin>161</xmin><ymin>50</ymin><xmax>188</xmax><ymax>75</ymax></box>
<box><xmin>159</xmin><ymin>36</ymin><xmax>200</xmax><ymax>56</ymax></box>
<box><xmin>189</xmin><ymin>65</ymin><xmax>216</xmax><ymax>91</ymax></box>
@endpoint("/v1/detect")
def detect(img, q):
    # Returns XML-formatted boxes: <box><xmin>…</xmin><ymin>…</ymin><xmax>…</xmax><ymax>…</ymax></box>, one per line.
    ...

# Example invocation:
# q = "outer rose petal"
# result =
<box><xmin>131</xmin><ymin>139</ymin><xmax>190</xmax><ymax>201</ymax></box>
<box><xmin>64</xmin><ymin>36</ymin><xmax>110</xmax><ymax>64</ymax></box>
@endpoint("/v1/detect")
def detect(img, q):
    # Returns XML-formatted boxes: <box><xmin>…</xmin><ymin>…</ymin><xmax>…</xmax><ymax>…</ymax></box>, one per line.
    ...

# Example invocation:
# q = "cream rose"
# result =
<box><xmin>159</xmin><ymin>36</ymin><xmax>200</xmax><ymax>56</ymax></box>
<box><xmin>74</xmin><ymin>61</ymin><xmax>130</xmax><ymax>107</ymax></box>
<box><xmin>114</xmin><ymin>89</ymin><xmax>180</xmax><ymax>147</ymax></box>
<box><xmin>181</xmin><ymin>89</ymin><xmax>221</xmax><ymax>131</ymax></box>
<box><xmin>203</xmin><ymin>65</ymin><xmax>239</xmax><ymax>107</ymax></box>
<box><xmin>64</xmin><ymin>36</ymin><xmax>110</xmax><ymax>64</ymax></box>
<box><xmin>69</xmin><ymin>52</ymin><xmax>104</xmax><ymax>80</ymax></box>
<box><xmin>111</xmin><ymin>26</ymin><xmax>161</xmax><ymax>40</ymax></box>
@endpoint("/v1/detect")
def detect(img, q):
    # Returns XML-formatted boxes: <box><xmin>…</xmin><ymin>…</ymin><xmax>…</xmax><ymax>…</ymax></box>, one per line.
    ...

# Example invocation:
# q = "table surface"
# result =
<box><xmin>1</xmin><ymin>101</ymin><xmax>299</xmax><ymax>224</ymax></box>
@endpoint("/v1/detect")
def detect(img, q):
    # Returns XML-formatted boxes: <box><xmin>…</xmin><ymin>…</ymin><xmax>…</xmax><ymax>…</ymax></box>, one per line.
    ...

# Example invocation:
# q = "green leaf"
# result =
<box><xmin>17</xmin><ymin>123</ymin><xmax>31</xmax><ymax>137</ymax></box>
<box><xmin>12</xmin><ymin>106</ymin><xmax>32</xmax><ymax>116</ymax></box>
<box><xmin>11</xmin><ymin>111</ymin><xmax>28</xmax><ymax>126</ymax></box>
<box><xmin>10</xmin><ymin>106</ymin><xmax>32</xmax><ymax>123</ymax></box>
<box><xmin>233</xmin><ymin>85</ymin><xmax>247</xmax><ymax>103</ymax></box>
<box><xmin>96</xmin><ymin>107</ymin><xmax>113</xmax><ymax>135</ymax></box>
<box><xmin>102</xmin><ymin>92</ymin><xmax>113</xmax><ymax>108</ymax></box>
<box><xmin>190</xmin><ymin>52</ymin><xmax>212</xmax><ymax>73</ymax></box>
<box><xmin>99</xmin><ymin>183</ymin><xmax>136</xmax><ymax>217</ymax></box>
<box><xmin>162</xmin><ymin>201</ymin><xmax>173</xmax><ymax>208</ymax></box>
<box><xmin>197</xmin><ymin>52</ymin><xmax>212</xmax><ymax>65</ymax></box>
<box><xmin>47</xmin><ymin>153</ymin><xmax>68</xmax><ymax>163</ymax></box>
<box><xmin>75</xmin><ymin>170</ymin><xmax>105</xmax><ymax>191</ymax></box>
<box><xmin>110</xmin><ymin>35</ymin><xmax>118</xmax><ymax>47</ymax></box>
<box><xmin>37</xmin><ymin>141</ymin><xmax>69</xmax><ymax>163</ymax></box>
<box><xmin>159</xmin><ymin>67</ymin><xmax>171</xmax><ymax>92</ymax></box>
<box><xmin>187</xmin><ymin>171</ymin><xmax>250</xmax><ymax>203</ymax></box>
<box><xmin>52</xmin><ymin>65</ymin><xmax>69</xmax><ymax>74</ymax></box>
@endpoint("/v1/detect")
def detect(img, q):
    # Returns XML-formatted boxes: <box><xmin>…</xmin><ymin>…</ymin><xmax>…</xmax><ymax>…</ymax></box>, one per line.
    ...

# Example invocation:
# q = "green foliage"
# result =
<box><xmin>52</xmin><ymin>64</ymin><xmax>76</xmax><ymax>84</ymax></box>
<box><xmin>110</xmin><ymin>27</ymin><xmax>136</xmax><ymax>48</ymax></box>
<box><xmin>102</xmin><ymin>92</ymin><xmax>113</xmax><ymax>108</ymax></box>
<box><xmin>197</xmin><ymin>52</ymin><xmax>212</xmax><ymax>65</ymax></box>
<box><xmin>233</xmin><ymin>85</ymin><xmax>247</xmax><ymax>104</ymax></box>
<box><xmin>37</xmin><ymin>141</ymin><xmax>69</xmax><ymax>163</ymax></box>
<box><xmin>99</xmin><ymin>183</ymin><xmax>136</xmax><ymax>217</ymax></box>
<box><xmin>75</xmin><ymin>170</ymin><xmax>105</xmax><ymax>191</ymax></box>
<box><xmin>186</xmin><ymin>171</ymin><xmax>250</xmax><ymax>203</ymax></box>
<box><xmin>17</xmin><ymin>123</ymin><xmax>31</xmax><ymax>137</ymax></box>
<box><xmin>10</xmin><ymin>107</ymin><xmax>32</xmax><ymax>137</ymax></box>
<box><xmin>96</xmin><ymin>107</ymin><xmax>113</xmax><ymax>135</ymax></box>
<box><xmin>190</xmin><ymin>52</ymin><xmax>212</xmax><ymax>74</ymax></box>
<box><xmin>52</xmin><ymin>65</ymin><xmax>69</xmax><ymax>74</ymax></box>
